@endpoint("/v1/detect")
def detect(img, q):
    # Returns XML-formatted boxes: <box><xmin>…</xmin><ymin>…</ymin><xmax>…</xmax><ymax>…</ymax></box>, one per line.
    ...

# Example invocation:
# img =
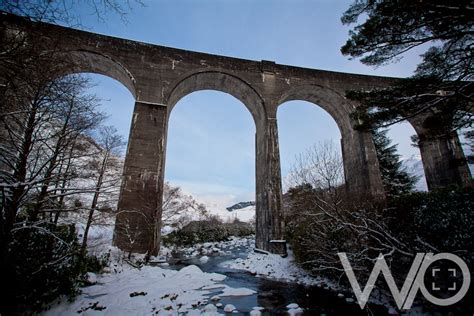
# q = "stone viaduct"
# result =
<box><xmin>1</xmin><ymin>13</ymin><xmax>471</xmax><ymax>255</ymax></box>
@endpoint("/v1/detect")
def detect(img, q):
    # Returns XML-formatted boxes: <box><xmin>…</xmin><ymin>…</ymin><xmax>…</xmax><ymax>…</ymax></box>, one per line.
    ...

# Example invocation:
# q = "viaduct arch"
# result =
<box><xmin>1</xmin><ymin>13</ymin><xmax>471</xmax><ymax>255</ymax></box>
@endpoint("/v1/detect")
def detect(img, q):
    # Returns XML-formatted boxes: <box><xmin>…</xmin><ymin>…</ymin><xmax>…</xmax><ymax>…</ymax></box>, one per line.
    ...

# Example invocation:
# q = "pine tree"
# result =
<box><xmin>341</xmin><ymin>0</ymin><xmax>473</xmax><ymax>131</ymax></box>
<box><xmin>372</xmin><ymin>128</ymin><xmax>417</xmax><ymax>197</ymax></box>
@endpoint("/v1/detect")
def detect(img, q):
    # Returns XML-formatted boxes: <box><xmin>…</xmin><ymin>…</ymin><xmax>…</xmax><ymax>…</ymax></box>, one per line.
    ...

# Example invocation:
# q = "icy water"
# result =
<box><xmin>166</xmin><ymin>245</ymin><xmax>390</xmax><ymax>315</ymax></box>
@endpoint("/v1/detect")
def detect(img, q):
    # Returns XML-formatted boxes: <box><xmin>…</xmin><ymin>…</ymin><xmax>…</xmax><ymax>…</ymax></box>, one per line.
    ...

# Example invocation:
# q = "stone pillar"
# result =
<box><xmin>341</xmin><ymin>129</ymin><xmax>385</xmax><ymax>200</ymax></box>
<box><xmin>418</xmin><ymin>132</ymin><xmax>472</xmax><ymax>190</ymax></box>
<box><xmin>113</xmin><ymin>101</ymin><xmax>167</xmax><ymax>256</ymax></box>
<box><xmin>255</xmin><ymin>118</ymin><xmax>287</xmax><ymax>255</ymax></box>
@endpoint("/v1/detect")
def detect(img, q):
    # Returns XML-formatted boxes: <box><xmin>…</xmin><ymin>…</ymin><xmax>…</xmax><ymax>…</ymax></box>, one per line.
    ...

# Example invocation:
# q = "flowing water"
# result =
<box><xmin>164</xmin><ymin>244</ymin><xmax>390</xmax><ymax>315</ymax></box>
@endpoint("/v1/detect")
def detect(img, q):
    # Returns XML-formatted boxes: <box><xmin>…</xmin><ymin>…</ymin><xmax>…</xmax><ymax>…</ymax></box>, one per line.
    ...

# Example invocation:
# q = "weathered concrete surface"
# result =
<box><xmin>113</xmin><ymin>102</ymin><xmax>167</xmax><ymax>255</ymax></box>
<box><xmin>255</xmin><ymin>118</ymin><xmax>285</xmax><ymax>254</ymax></box>
<box><xmin>341</xmin><ymin>129</ymin><xmax>385</xmax><ymax>198</ymax></box>
<box><xmin>410</xmin><ymin>113</ymin><xmax>473</xmax><ymax>190</ymax></box>
<box><xmin>418</xmin><ymin>133</ymin><xmax>472</xmax><ymax>190</ymax></box>
<box><xmin>2</xmin><ymin>13</ymin><xmax>470</xmax><ymax>255</ymax></box>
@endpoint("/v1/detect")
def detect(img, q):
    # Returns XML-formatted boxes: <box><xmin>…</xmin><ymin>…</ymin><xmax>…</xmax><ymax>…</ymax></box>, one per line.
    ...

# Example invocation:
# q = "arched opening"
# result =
<box><xmin>276</xmin><ymin>85</ymin><xmax>366</xmax><ymax>198</ymax></box>
<box><xmin>61</xmin><ymin>50</ymin><xmax>137</xmax><ymax>99</ymax></box>
<box><xmin>276</xmin><ymin>85</ymin><xmax>385</xmax><ymax>200</ymax></box>
<box><xmin>167</xmin><ymin>71</ymin><xmax>266</xmax><ymax>128</ymax></box>
<box><xmin>164</xmin><ymin>90</ymin><xmax>256</xmax><ymax>229</ymax></box>
<box><xmin>276</xmin><ymin>99</ymin><xmax>346</xmax><ymax>262</ymax></box>
<box><xmin>83</xmin><ymin>74</ymin><xmax>135</xmax><ymax>148</ymax></box>
<box><xmin>73</xmin><ymin>73</ymin><xmax>135</xmax><ymax>252</ymax></box>
<box><xmin>386</xmin><ymin>121</ymin><xmax>428</xmax><ymax>191</ymax></box>
<box><xmin>5</xmin><ymin>61</ymin><xmax>137</xmax><ymax>255</ymax></box>
<box><xmin>277</xmin><ymin>100</ymin><xmax>344</xmax><ymax>193</ymax></box>
<box><xmin>61</xmin><ymin>72</ymin><xmax>135</xmax><ymax>253</ymax></box>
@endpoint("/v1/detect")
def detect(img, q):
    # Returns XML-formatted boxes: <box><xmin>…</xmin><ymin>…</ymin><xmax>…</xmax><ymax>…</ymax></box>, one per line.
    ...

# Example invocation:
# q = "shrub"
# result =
<box><xmin>81</xmin><ymin>251</ymin><xmax>111</xmax><ymax>274</ymax></box>
<box><xmin>163</xmin><ymin>220</ymin><xmax>254</xmax><ymax>247</ymax></box>
<box><xmin>284</xmin><ymin>185</ymin><xmax>473</xmax><ymax>312</ymax></box>
<box><xmin>388</xmin><ymin>186</ymin><xmax>474</xmax><ymax>265</ymax></box>
<box><xmin>226</xmin><ymin>221</ymin><xmax>254</xmax><ymax>237</ymax></box>
<box><xmin>8</xmin><ymin>223</ymin><xmax>82</xmax><ymax>313</ymax></box>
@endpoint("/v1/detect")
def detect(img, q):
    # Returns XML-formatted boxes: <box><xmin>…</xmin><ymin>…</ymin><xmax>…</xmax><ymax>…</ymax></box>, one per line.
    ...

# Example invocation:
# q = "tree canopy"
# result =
<box><xmin>0</xmin><ymin>0</ymin><xmax>142</xmax><ymax>24</ymax></box>
<box><xmin>371</xmin><ymin>128</ymin><xmax>417</xmax><ymax>196</ymax></box>
<box><xmin>341</xmin><ymin>0</ymin><xmax>473</xmax><ymax>131</ymax></box>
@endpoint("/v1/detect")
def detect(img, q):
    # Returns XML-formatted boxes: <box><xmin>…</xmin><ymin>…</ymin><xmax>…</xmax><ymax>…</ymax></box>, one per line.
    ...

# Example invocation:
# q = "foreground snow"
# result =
<box><xmin>45</xmin><ymin>263</ymin><xmax>255</xmax><ymax>316</ymax></box>
<box><xmin>43</xmin><ymin>236</ymin><xmax>321</xmax><ymax>315</ymax></box>
<box><xmin>160</xmin><ymin>235</ymin><xmax>321</xmax><ymax>287</ymax></box>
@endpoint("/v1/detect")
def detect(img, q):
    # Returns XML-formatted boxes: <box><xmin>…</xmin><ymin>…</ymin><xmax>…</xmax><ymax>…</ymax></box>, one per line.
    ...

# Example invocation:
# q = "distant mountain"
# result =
<box><xmin>227</xmin><ymin>201</ymin><xmax>255</xmax><ymax>212</ymax></box>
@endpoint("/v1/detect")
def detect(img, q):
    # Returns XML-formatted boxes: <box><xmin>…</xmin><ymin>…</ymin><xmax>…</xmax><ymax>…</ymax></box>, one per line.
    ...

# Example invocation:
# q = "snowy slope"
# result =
<box><xmin>204</xmin><ymin>203</ymin><xmax>255</xmax><ymax>223</ymax></box>
<box><xmin>224</xmin><ymin>205</ymin><xmax>255</xmax><ymax>223</ymax></box>
<box><xmin>180</xmin><ymin>194</ymin><xmax>256</xmax><ymax>223</ymax></box>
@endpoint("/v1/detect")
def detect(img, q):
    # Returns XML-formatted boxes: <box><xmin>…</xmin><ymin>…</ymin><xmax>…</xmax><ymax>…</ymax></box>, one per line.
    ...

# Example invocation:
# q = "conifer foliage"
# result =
<box><xmin>371</xmin><ymin>128</ymin><xmax>417</xmax><ymax>196</ymax></box>
<box><xmin>341</xmin><ymin>0</ymin><xmax>473</xmax><ymax>131</ymax></box>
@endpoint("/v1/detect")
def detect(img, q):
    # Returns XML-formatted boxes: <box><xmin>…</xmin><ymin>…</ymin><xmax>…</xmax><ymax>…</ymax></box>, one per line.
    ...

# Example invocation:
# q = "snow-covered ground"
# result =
<box><xmin>161</xmin><ymin>203</ymin><xmax>255</xmax><ymax>235</ymax></box>
<box><xmin>159</xmin><ymin>236</ymin><xmax>323</xmax><ymax>288</ymax></box>
<box><xmin>43</xmin><ymin>235</ymin><xmax>315</xmax><ymax>316</ymax></box>
<box><xmin>223</xmin><ymin>249</ymin><xmax>321</xmax><ymax>286</ymax></box>
<box><xmin>45</xmin><ymin>263</ymin><xmax>250</xmax><ymax>316</ymax></box>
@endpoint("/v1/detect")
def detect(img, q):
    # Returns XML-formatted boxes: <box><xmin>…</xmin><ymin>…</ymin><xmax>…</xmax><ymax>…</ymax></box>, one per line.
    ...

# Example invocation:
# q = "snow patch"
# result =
<box><xmin>223</xmin><ymin>248</ymin><xmax>325</xmax><ymax>286</ymax></box>
<box><xmin>223</xmin><ymin>304</ymin><xmax>236</xmax><ymax>312</ymax></box>
<box><xmin>44</xmin><ymin>264</ymin><xmax>239</xmax><ymax>315</ymax></box>
<box><xmin>220</xmin><ymin>286</ymin><xmax>256</xmax><ymax>297</ymax></box>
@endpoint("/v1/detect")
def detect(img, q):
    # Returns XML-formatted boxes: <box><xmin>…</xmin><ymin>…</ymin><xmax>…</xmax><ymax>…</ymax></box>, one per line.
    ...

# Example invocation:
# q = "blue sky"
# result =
<box><xmin>80</xmin><ymin>0</ymin><xmax>426</xmax><ymax>206</ymax></box>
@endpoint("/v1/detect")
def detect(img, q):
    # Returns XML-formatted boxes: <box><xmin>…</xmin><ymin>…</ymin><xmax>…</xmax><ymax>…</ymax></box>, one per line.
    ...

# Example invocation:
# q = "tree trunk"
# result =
<box><xmin>80</xmin><ymin>151</ymin><xmax>108</xmax><ymax>258</ymax></box>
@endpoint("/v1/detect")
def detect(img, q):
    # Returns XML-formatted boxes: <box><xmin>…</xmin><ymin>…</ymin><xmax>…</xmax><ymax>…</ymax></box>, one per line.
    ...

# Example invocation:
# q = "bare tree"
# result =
<box><xmin>0</xmin><ymin>72</ymin><xmax>105</xmax><ymax>314</ymax></box>
<box><xmin>285</xmin><ymin>141</ymin><xmax>441</xmax><ymax>286</ymax></box>
<box><xmin>0</xmin><ymin>0</ymin><xmax>144</xmax><ymax>25</ymax></box>
<box><xmin>463</xmin><ymin>130</ymin><xmax>474</xmax><ymax>165</ymax></box>
<box><xmin>287</xmin><ymin>140</ymin><xmax>345</xmax><ymax>211</ymax></box>
<box><xmin>80</xmin><ymin>126</ymin><xmax>125</xmax><ymax>257</ymax></box>
<box><xmin>0</xmin><ymin>2</ymin><xmax>142</xmax><ymax>313</ymax></box>
<box><xmin>32</xmin><ymin>76</ymin><xmax>104</xmax><ymax>221</ymax></box>
<box><xmin>113</xmin><ymin>182</ymin><xmax>209</xmax><ymax>261</ymax></box>
<box><xmin>0</xmin><ymin>74</ymin><xmax>103</xmax><ymax>237</ymax></box>
<box><xmin>162</xmin><ymin>182</ymin><xmax>208</xmax><ymax>228</ymax></box>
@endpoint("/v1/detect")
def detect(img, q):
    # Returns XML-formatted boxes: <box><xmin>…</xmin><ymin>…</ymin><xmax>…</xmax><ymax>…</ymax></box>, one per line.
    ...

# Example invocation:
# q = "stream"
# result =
<box><xmin>163</xmin><ymin>243</ymin><xmax>391</xmax><ymax>315</ymax></box>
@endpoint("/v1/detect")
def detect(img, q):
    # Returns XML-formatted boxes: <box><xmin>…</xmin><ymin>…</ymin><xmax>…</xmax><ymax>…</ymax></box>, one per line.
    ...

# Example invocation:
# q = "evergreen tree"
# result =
<box><xmin>340</xmin><ymin>0</ymin><xmax>473</xmax><ymax>131</ymax></box>
<box><xmin>372</xmin><ymin>128</ymin><xmax>417</xmax><ymax>196</ymax></box>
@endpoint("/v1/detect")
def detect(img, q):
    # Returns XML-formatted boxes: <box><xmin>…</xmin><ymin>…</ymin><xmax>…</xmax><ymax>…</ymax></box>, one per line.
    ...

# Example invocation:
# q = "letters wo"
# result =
<box><xmin>338</xmin><ymin>252</ymin><xmax>471</xmax><ymax>310</ymax></box>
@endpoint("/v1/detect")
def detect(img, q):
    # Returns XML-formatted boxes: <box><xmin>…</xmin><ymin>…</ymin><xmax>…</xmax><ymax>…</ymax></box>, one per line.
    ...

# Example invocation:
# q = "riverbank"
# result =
<box><xmin>44</xmin><ymin>236</ymin><xmax>393</xmax><ymax>315</ymax></box>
